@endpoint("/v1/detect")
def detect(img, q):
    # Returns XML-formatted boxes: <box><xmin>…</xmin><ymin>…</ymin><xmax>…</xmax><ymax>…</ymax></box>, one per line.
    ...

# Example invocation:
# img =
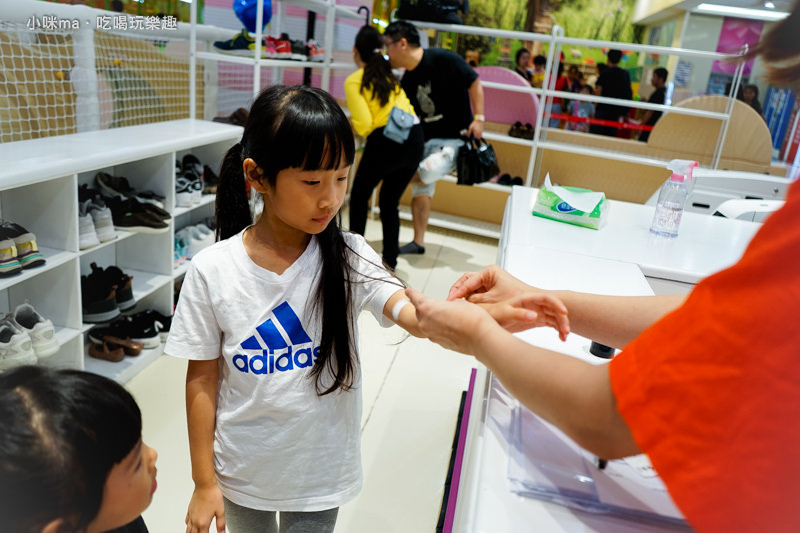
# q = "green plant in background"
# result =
<box><xmin>551</xmin><ymin>0</ymin><xmax>641</xmax><ymax>43</ymax></box>
<box><xmin>454</xmin><ymin>0</ymin><xmax>527</xmax><ymax>62</ymax></box>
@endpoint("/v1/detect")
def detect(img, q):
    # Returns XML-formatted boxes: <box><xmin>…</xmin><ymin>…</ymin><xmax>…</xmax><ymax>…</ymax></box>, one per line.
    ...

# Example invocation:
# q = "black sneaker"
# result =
<box><xmin>105</xmin><ymin>196</ymin><xmax>169</xmax><ymax>233</ymax></box>
<box><xmin>79</xmin><ymin>183</ymin><xmax>104</xmax><ymax>203</ymax></box>
<box><xmin>129</xmin><ymin>309</ymin><xmax>171</xmax><ymax>341</ymax></box>
<box><xmin>103</xmin><ymin>265</ymin><xmax>136</xmax><ymax>311</ymax></box>
<box><xmin>82</xmin><ymin>263</ymin><xmax>120</xmax><ymax>323</ymax></box>
<box><xmin>88</xmin><ymin>315</ymin><xmax>160</xmax><ymax>348</ymax></box>
<box><xmin>95</xmin><ymin>172</ymin><xmax>136</xmax><ymax>197</ymax></box>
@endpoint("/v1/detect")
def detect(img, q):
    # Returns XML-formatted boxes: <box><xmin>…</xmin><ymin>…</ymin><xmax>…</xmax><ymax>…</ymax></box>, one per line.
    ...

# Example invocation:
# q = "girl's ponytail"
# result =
<box><xmin>356</xmin><ymin>25</ymin><xmax>398</xmax><ymax>108</ymax></box>
<box><xmin>215</xmin><ymin>142</ymin><xmax>252</xmax><ymax>241</ymax></box>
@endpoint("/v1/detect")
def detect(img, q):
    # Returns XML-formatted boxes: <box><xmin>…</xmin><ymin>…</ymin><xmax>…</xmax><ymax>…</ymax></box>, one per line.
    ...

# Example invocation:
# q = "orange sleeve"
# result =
<box><xmin>610</xmin><ymin>181</ymin><xmax>800</xmax><ymax>533</ymax></box>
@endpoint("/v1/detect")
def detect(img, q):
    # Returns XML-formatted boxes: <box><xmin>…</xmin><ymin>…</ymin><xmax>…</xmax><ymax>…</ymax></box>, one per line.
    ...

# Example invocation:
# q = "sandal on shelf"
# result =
<box><xmin>104</xmin><ymin>335</ymin><xmax>144</xmax><ymax>356</ymax></box>
<box><xmin>88</xmin><ymin>340</ymin><xmax>125</xmax><ymax>362</ymax></box>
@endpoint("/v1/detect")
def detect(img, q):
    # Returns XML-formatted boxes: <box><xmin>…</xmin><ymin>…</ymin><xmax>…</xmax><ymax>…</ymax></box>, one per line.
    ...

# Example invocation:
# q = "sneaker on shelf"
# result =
<box><xmin>88</xmin><ymin>315</ymin><xmax>161</xmax><ymax>349</ymax></box>
<box><xmin>10</xmin><ymin>303</ymin><xmax>59</xmax><ymax>359</ymax></box>
<box><xmin>105</xmin><ymin>196</ymin><xmax>169</xmax><ymax>233</ymax></box>
<box><xmin>129</xmin><ymin>309</ymin><xmax>171</xmax><ymax>341</ymax></box>
<box><xmin>102</xmin><ymin>265</ymin><xmax>136</xmax><ymax>311</ymax></box>
<box><xmin>203</xmin><ymin>164</ymin><xmax>219</xmax><ymax>194</ymax></box>
<box><xmin>0</xmin><ymin>323</ymin><xmax>37</xmax><ymax>370</ymax></box>
<box><xmin>139</xmin><ymin>200</ymin><xmax>171</xmax><ymax>221</ymax></box>
<box><xmin>182</xmin><ymin>154</ymin><xmax>204</xmax><ymax>204</ymax></box>
<box><xmin>0</xmin><ymin>221</ymin><xmax>45</xmax><ymax>269</ymax></box>
<box><xmin>194</xmin><ymin>223</ymin><xmax>216</xmax><ymax>248</ymax></box>
<box><xmin>84</xmin><ymin>198</ymin><xmax>117</xmax><ymax>243</ymax></box>
<box><xmin>263</xmin><ymin>36</ymin><xmax>278</xmax><ymax>59</ymax></box>
<box><xmin>213</xmin><ymin>29</ymin><xmax>262</xmax><ymax>56</ymax></box>
<box><xmin>175</xmin><ymin>176</ymin><xmax>195</xmax><ymax>208</ymax></box>
<box><xmin>78</xmin><ymin>183</ymin><xmax>103</xmax><ymax>203</ymax></box>
<box><xmin>0</xmin><ymin>234</ymin><xmax>22</xmax><ymax>277</ymax></box>
<box><xmin>135</xmin><ymin>190</ymin><xmax>166</xmax><ymax>209</ymax></box>
<box><xmin>306</xmin><ymin>39</ymin><xmax>325</xmax><ymax>62</ymax></box>
<box><xmin>95</xmin><ymin>172</ymin><xmax>136</xmax><ymax>197</ymax></box>
<box><xmin>81</xmin><ymin>263</ymin><xmax>120</xmax><ymax>323</ymax></box>
<box><xmin>272</xmin><ymin>34</ymin><xmax>292</xmax><ymax>59</ymax></box>
<box><xmin>79</xmin><ymin>200</ymin><xmax>101</xmax><ymax>250</ymax></box>
<box><xmin>176</xmin><ymin>227</ymin><xmax>204</xmax><ymax>259</ymax></box>
<box><xmin>88</xmin><ymin>340</ymin><xmax>125</xmax><ymax>362</ymax></box>
<box><xmin>289</xmin><ymin>37</ymin><xmax>309</xmax><ymax>61</ymax></box>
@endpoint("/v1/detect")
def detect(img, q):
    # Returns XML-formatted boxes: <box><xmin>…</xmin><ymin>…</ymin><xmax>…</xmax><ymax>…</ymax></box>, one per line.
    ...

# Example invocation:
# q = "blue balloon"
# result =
<box><xmin>233</xmin><ymin>0</ymin><xmax>272</xmax><ymax>33</ymax></box>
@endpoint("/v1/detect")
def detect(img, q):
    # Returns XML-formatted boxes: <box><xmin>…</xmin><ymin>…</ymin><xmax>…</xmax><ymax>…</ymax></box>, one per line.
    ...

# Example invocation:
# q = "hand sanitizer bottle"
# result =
<box><xmin>650</xmin><ymin>159</ymin><xmax>699</xmax><ymax>238</ymax></box>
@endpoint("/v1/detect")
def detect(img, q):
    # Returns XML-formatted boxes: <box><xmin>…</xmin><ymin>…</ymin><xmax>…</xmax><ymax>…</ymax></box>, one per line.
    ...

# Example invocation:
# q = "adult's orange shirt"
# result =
<box><xmin>610</xmin><ymin>180</ymin><xmax>800</xmax><ymax>532</ymax></box>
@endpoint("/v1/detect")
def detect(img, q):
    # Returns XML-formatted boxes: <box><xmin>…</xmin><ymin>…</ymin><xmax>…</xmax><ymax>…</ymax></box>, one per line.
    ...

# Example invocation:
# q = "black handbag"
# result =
<box><xmin>456</xmin><ymin>136</ymin><xmax>500</xmax><ymax>185</ymax></box>
<box><xmin>382</xmin><ymin>106</ymin><xmax>415</xmax><ymax>144</ymax></box>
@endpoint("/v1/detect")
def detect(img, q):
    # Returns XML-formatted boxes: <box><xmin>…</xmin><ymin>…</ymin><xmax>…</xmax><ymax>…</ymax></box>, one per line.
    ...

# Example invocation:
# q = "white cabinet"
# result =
<box><xmin>0</xmin><ymin>119</ymin><xmax>242</xmax><ymax>383</ymax></box>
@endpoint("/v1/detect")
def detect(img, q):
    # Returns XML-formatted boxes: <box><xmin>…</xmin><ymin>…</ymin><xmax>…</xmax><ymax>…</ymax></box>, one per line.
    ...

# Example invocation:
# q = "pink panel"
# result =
<box><xmin>474</xmin><ymin>66</ymin><xmax>539</xmax><ymax>125</ymax></box>
<box><xmin>711</xmin><ymin>17</ymin><xmax>763</xmax><ymax>76</ymax></box>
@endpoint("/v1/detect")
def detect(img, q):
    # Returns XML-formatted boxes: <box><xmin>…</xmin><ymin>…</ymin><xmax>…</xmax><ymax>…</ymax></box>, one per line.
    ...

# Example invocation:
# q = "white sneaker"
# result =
<box><xmin>0</xmin><ymin>323</ymin><xmax>37</xmax><ymax>370</ymax></box>
<box><xmin>88</xmin><ymin>201</ymin><xmax>117</xmax><ymax>242</ymax></box>
<box><xmin>194</xmin><ymin>224</ymin><xmax>215</xmax><ymax>249</ymax></box>
<box><xmin>175</xmin><ymin>176</ymin><xmax>194</xmax><ymax>208</ymax></box>
<box><xmin>79</xmin><ymin>200</ymin><xmax>100</xmax><ymax>250</ymax></box>
<box><xmin>177</xmin><ymin>227</ymin><xmax>205</xmax><ymax>259</ymax></box>
<box><xmin>10</xmin><ymin>303</ymin><xmax>59</xmax><ymax>359</ymax></box>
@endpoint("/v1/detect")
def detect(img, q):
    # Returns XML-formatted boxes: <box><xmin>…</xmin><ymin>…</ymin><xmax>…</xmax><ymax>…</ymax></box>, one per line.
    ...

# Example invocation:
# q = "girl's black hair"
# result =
<box><xmin>0</xmin><ymin>366</ymin><xmax>142</xmax><ymax>532</ymax></box>
<box><xmin>216</xmin><ymin>85</ymin><xmax>358</xmax><ymax>396</ymax></box>
<box><xmin>355</xmin><ymin>25</ymin><xmax>400</xmax><ymax>108</ymax></box>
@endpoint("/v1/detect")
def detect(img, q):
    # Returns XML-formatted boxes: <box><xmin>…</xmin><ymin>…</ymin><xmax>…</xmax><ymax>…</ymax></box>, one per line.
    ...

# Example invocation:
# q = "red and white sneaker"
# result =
<box><xmin>271</xmin><ymin>34</ymin><xmax>291</xmax><ymax>59</ymax></box>
<box><xmin>307</xmin><ymin>39</ymin><xmax>325</xmax><ymax>62</ymax></box>
<box><xmin>263</xmin><ymin>36</ymin><xmax>280</xmax><ymax>59</ymax></box>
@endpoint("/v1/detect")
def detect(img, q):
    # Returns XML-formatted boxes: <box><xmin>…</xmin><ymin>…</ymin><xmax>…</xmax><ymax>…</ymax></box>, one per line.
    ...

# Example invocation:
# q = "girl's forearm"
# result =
<box><xmin>186</xmin><ymin>359</ymin><xmax>220</xmax><ymax>488</ymax></box>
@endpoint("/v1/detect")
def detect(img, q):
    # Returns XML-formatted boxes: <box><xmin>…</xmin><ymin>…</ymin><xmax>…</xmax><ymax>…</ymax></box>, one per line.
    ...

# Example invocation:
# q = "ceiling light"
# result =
<box><xmin>764</xmin><ymin>1</ymin><xmax>776</xmax><ymax>8</ymax></box>
<box><xmin>694</xmin><ymin>3</ymin><xmax>789</xmax><ymax>20</ymax></box>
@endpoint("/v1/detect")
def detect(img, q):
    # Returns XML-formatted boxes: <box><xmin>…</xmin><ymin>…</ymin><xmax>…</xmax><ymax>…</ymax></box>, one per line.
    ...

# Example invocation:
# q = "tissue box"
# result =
<box><xmin>532</xmin><ymin>186</ymin><xmax>608</xmax><ymax>229</ymax></box>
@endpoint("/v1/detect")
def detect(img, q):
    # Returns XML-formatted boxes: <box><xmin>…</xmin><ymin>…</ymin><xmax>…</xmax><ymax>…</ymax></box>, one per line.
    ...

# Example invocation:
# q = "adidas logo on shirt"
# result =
<box><xmin>232</xmin><ymin>301</ymin><xmax>321</xmax><ymax>375</ymax></box>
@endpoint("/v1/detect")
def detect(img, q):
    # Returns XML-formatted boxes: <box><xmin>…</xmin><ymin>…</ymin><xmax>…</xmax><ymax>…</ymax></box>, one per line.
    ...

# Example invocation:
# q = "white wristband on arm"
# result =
<box><xmin>391</xmin><ymin>299</ymin><xmax>411</xmax><ymax>322</ymax></box>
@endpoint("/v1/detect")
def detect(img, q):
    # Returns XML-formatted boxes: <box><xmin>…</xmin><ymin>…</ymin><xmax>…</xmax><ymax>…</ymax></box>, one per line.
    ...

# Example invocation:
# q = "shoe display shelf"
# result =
<box><xmin>191</xmin><ymin>0</ymin><xmax>365</xmax><ymax>96</ymax></box>
<box><xmin>0</xmin><ymin>118</ymin><xmax>242</xmax><ymax>383</ymax></box>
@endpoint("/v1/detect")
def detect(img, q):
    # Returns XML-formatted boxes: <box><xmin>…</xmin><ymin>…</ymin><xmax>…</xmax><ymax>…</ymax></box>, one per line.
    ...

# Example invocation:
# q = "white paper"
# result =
<box><xmin>543</xmin><ymin>174</ymin><xmax>604</xmax><ymax>213</ymax></box>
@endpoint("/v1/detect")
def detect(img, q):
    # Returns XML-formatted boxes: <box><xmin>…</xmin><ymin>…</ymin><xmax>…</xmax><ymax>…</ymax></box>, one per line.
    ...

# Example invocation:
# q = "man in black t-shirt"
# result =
<box><xmin>590</xmin><ymin>49</ymin><xmax>632</xmax><ymax>137</ymax></box>
<box><xmin>383</xmin><ymin>20</ymin><xmax>485</xmax><ymax>255</ymax></box>
<box><xmin>639</xmin><ymin>67</ymin><xmax>668</xmax><ymax>143</ymax></box>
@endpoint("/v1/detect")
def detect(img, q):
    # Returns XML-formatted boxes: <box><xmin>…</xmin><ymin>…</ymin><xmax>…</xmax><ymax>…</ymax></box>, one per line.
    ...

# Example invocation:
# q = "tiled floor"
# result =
<box><xmin>128</xmin><ymin>213</ymin><xmax>499</xmax><ymax>532</ymax></box>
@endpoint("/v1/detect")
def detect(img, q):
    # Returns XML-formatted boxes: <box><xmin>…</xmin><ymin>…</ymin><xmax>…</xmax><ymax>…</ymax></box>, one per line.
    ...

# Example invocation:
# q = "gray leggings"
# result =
<box><xmin>223</xmin><ymin>497</ymin><xmax>339</xmax><ymax>533</ymax></box>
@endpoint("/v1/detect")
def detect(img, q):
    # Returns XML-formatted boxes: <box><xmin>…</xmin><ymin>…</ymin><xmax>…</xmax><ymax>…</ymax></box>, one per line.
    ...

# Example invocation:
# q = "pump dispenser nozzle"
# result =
<box><xmin>666</xmin><ymin>159</ymin><xmax>699</xmax><ymax>183</ymax></box>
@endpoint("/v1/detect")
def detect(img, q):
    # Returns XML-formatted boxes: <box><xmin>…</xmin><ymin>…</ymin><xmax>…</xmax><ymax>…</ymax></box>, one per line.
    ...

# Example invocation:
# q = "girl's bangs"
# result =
<box><xmin>270</xmin><ymin>93</ymin><xmax>355</xmax><ymax>172</ymax></box>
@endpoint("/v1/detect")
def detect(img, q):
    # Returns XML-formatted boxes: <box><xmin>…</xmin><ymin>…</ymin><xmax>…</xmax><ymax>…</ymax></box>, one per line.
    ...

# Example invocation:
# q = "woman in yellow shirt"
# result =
<box><xmin>344</xmin><ymin>25</ymin><xmax>424</xmax><ymax>271</ymax></box>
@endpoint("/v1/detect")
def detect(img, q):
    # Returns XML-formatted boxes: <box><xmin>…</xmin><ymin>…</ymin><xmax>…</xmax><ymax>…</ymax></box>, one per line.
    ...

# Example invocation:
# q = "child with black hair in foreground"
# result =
<box><xmin>165</xmin><ymin>84</ymin><xmax>569</xmax><ymax>533</ymax></box>
<box><xmin>0</xmin><ymin>366</ymin><xmax>157</xmax><ymax>533</ymax></box>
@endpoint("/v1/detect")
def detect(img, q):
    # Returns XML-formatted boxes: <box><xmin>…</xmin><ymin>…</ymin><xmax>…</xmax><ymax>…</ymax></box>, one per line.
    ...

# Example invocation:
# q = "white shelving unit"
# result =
<box><xmin>0</xmin><ymin>119</ymin><xmax>242</xmax><ymax>383</ymax></box>
<box><xmin>189</xmin><ymin>0</ymin><xmax>365</xmax><ymax>107</ymax></box>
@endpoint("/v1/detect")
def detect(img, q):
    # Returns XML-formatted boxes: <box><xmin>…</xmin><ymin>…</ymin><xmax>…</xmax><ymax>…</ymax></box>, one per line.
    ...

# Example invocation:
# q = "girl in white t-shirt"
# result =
<box><xmin>165</xmin><ymin>85</ymin><xmax>426</xmax><ymax>533</ymax></box>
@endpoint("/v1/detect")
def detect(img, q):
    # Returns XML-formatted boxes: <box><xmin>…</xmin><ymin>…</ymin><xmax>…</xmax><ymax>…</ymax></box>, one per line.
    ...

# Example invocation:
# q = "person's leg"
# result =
<box><xmin>224</xmin><ymin>497</ymin><xmax>278</xmax><ymax>533</ymax></box>
<box><xmin>379</xmin><ymin>129</ymin><xmax>423</xmax><ymax>268</ymax></box>
<box><xmin>399</xmin><ymin>138</ymin><xmax>461</xmax><ymax>255</ymax></box>
<box><xmin>348</xmin><ymin>135</ymin><xmax>384</xmax><ymax>236</ymax></box>
<box><xmin>278</xmin><ymin>508</ymin><xmax>339</xmax><ymax>533</ymax></box>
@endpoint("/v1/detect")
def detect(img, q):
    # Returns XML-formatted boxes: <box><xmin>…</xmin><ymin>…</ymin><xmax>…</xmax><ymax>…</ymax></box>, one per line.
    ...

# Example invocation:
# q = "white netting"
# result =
<box><xmin>0</xmin><ymin>17</ymin><xmax>202</xmax><ymax>143</ymax></box>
